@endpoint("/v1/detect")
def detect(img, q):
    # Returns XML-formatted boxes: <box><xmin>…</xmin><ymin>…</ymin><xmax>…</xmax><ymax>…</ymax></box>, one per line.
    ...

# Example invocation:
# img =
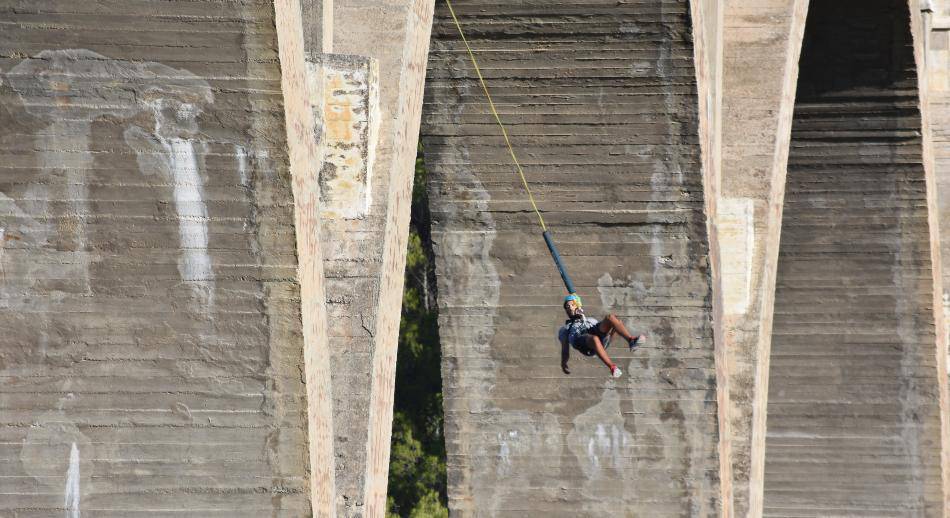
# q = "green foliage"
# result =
<box><xmin>388</xmin><ymin>144</ymin><xmax>448</xmax><ymax>518</ymax></box>
<box><xmin>408</xmin><ymin>491</ymin><xmax>449</xmax><ymax>518</ymax></box>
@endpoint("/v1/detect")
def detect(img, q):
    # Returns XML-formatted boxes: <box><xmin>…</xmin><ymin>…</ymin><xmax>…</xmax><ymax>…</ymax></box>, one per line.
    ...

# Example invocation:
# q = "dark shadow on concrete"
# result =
<box><xmin>763</xmin><ymin>1</ymin><xmax>944</xmax><ymax>515</ymax></box>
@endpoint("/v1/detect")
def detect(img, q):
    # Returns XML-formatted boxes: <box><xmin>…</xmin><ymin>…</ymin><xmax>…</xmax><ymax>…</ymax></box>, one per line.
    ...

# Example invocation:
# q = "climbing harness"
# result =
<box><xmin>445</xmin><ymin>0</ymin><xmax>581</xmax><ymax>304</ymax></box>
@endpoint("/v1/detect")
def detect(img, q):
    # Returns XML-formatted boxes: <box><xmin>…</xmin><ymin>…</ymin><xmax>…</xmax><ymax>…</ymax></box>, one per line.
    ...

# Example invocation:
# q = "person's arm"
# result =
<box><xmin>561</xmin><ymin>336</ymin><xmax>571</xmax><ymax>374</ymax></box>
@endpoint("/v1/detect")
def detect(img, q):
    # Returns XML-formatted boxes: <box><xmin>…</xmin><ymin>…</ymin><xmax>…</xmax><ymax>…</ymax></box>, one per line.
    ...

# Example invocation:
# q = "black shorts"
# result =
<box><xmin>570</xmin><ymin>326</ymin><xmax>608</xmax><ymax>357</ymax></box>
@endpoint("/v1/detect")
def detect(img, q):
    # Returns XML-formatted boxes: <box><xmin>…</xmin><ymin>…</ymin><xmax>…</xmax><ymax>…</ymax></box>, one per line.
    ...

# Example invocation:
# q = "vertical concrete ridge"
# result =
<box><xmin>745</xmin><ymin>1</ymin><xmax>809</xmax><ymax>516</ymax></box>
<box><xmin>362</xmin><ymin>0</ymin><xmax>435</xmax><ymax>515</ymax></box>
<box><xmin>273</xmin><ymin>0</ymin><xmax>335</xmax><ymax>515</ymax></box>
<box><xmin>303</xmin><ymin>1</ymin><xmax>436</xmax><ymax>514</ymax></box>
<box><xmin>910</xmin><ymin>1</ymin><xmax>950</xmax><ymax>513</ymax></box>
<box><xmin>690</xmin><ymin>1</ymin><xmax>732</xmax><ymax>516</ymax></box>
<box><xmin>304</xmin><ymin>0</ymin><xmax>334</xmax><ymax>52</ymax></box>
<box><xmin>720</xmin><ymin>2</ymin><xmax>808</xmax><ymax>515</ymax></box>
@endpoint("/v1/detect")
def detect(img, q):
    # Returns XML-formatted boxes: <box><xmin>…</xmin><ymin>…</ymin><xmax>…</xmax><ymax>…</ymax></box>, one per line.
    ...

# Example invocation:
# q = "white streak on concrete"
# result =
<box><xmin>64</xmin><ymin>442</ymin><xmax>80</xmax><ymax>518</ymax></box>
<box><xmin>168</xmin><ymin>139</ymin><xmax>213</xmax><ymax>282</ymax></box>
<box><xmin>719</xmin><ymin>197</ymin><xmax>755</xmax><ymax>315</ymax></box>
<box><xmin>0</xmin><ymin>227</ymin><xmax>5</xmax><ymax>282</ymax></box>
<box><xmin>944</xmin><ymin>292</ymin><xmax>950</xmax><ymax>367</ymax></box>
<box><xmin>497</xmin><ymin>439</ymin><xmax>511</xmax><ymax>475</ymax></box>
<box><xmin>568</xmin><ymin>389</ymin><xmax>632</xmax><ymax>479</ymax></box>
<box><xmin>235</xmin><ymin>145</ymin><xmax>249</xmax><ymax>188</ymax></box>
<box><xmin>137</xmin><ymin>99</ymin><xmax>215</xmax><ymax>310</ymax></box>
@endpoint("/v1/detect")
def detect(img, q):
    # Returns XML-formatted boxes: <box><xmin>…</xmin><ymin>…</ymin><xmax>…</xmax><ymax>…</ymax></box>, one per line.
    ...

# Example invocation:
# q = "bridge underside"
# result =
<box><xmin>1</xmin><ymin>0</ymin><xmax>949</xmax><ymax>517</ymax></box>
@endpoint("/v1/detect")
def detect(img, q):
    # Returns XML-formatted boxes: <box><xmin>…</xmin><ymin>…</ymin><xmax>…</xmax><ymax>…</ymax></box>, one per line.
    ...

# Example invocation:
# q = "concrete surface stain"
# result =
<box><xmin>0</xmin><ymin>191</ymin><xmax>49</xmax><ymax>354</ymax></box>
<box><xmin>236</xmin><ymin>145</ymin><xmax>250</xmax><ymax>189</ymax></box>
<box><xmin>64</xmin><ymin>442</ymin><xmax>80</xmax><ymax>518</ymax></box>
<box><xmin>568</xmin><ymin>389</ymin><xmax>631</xmax><ymax>478</ymax></box>
<box><xmin>308</xmin><ymin>56</ymin><xmax>379</xmax><ymax>220</ymax></box>
<box><xmin>719</xmin><ymin>197</ymin><xmax>755</xmax><ymax>315</ymax></box>
<box><xmin>142</xmin><ymin>99</ymin><xmax>215</xmax><ymax>309</ymax></box>
<box><xmin>8</xmin><ymin>48</ymin><xmax>218</xmax><ymax>313</ymax></box>
<box><xmin>0</xmin><ymin>227</ymin><xmax>5</xmax><ymax>282</ymax></box>
<box><xmin>433</xmin><ymin>141</ymin><xmax>508</xmax><ymax>511</ymax></box>
<box><xmin>168</xmin><ymin>135</ymin><xmax>214</xmax><ymax>303</ymax></box>
<box><xmin>894</xmin><ymin>214</ymin><xmax>925</xmax><ymax>505</ymax></box>
<box><xmin>21</xmin><ymin>408</ymin><xmax>91</xmax><ymax>500</ymax></box>
<box><xmin>8</xmin><ymin>50</ymin><xmax>147</xmax><ymax>296</ymax></box>
<box><xmin>497</xmin><ymin>435</ymin><xmax>512</xmax><ymax>476</ymax></box>
<box><xmin>123</xmin><ymin>73</ymin><xmax>216</xmax><ymax>313</ymax></box>
<box><xmin>566</xmin><ymin>388</ymin><xmax>632</xmax><ymax>514</ymax></box>
<box><xmin>485</xmin><ymin>414</ymin><xmax>562</xmax><ymax>506</ymax></box>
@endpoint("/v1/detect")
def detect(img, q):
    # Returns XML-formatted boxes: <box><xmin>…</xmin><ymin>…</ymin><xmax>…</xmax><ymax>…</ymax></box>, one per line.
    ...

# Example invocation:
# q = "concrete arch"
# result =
<box><xmin>2</xmin><ymin>1</ymin><xmax>950</xmax><ymax>517</ymax></box>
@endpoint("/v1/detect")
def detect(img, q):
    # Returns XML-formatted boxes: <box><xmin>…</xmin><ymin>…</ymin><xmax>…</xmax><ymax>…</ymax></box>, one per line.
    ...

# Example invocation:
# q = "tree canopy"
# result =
<box><xmin>387</xmin><ymin>146</ymin><xmax>448</xmax><ymax>518</ymax></box>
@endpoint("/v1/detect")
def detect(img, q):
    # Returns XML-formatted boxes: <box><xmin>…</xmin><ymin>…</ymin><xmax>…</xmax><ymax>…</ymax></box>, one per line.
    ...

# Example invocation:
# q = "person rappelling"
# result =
<box><xmin>557</xmin><ymin>294</ymin><xmax>646</xmax><ymax>378</ymax></box>
<box><xmin>446</xmin><ymin>0</ymin><xmax>645</xmax><ymax>378</ymax></box>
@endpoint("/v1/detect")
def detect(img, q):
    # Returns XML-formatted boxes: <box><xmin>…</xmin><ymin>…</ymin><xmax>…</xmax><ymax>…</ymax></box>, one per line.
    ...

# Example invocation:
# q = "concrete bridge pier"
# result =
<box><xmin>3</xmin><ymin>1</ymin><xmax>950</xmax><ymax>516</ymax></box>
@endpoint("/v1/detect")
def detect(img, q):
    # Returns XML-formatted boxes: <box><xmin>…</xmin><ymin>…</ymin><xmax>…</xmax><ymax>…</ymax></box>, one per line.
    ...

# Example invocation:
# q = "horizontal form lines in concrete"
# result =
<box><xmin>763</xmin><ymin>1</ymin><xmax>945</xmax><ymax>516</ymax></box>
<box><xmin>424</xmin><ymin>0</ymin><xmax>722</xmax><ymax>515</ymax></box>
<box><xmin>0</xmin><ymin>0</ymin><xmax>310</xmax><ymax>515</ymax></box>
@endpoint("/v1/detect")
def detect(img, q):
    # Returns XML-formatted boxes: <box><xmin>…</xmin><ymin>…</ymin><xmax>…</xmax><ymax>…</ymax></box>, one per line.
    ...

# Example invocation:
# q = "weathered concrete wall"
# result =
<box><xmin>8</xmin><ymin>1</ymin><xmax>950</xmax><ymax>516</ymax></box>
<box><xmin>762</xmin><ymin>1</ymin><xmax>946</xmax><ymax>515</ymax></box>
<box><xmin>719</xmin><ymin>1</ymin><xmax>807</xmax><ymax>516</ymax></box>
<box><xmin>0</xmin><ymin>1</ymin><xmax>311</xmax><ymax>515</ymax></box>
<box><xmin>423</xmin><ymin>1</ymin><xmax>723</xmax><ymax>515</ymax></box>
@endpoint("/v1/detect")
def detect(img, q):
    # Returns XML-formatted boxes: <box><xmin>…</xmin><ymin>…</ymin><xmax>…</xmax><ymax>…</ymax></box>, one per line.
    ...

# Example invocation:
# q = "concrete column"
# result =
<box><xmin>301</xmin><ymin>1</ymin><xmax>435</xmax><ymax>515</ymax></box>
<box><xmin>719</xmin><ymin>2</ymin><xmax>808</xmax><ymax>516</ymax></box>
<box><xmin>274</xmin><ymin>0</ymin><xmax>336</xmax><ymax>515</ymax></box>
<box><xmin>692</xmin><ymin>1</ymin><xmax>733</xmax><ymax>516</ymax></box>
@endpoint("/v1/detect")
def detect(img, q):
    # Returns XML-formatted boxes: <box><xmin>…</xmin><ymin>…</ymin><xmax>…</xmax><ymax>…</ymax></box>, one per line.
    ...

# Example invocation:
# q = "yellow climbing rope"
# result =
<box><xmin>445</xmin><ymin>0</ymin><xmax>547</xmax><ymax>232</ymax></box>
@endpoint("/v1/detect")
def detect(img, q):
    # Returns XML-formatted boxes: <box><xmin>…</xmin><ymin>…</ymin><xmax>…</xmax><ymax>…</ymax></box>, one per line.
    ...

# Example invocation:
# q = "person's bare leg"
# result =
<box><xmin>598</xmin><ymin>313</ymin><xmax>636</xmax><ymax>341</ymax></box>
<box><xmin>585</xmin><ymin>335</ymin><xmax>615</xmax><ymax>371</ymax></box>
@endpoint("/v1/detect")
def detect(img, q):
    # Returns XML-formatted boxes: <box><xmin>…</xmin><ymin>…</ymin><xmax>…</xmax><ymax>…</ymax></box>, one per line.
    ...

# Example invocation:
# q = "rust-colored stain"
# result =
<box><xmin>58</xmin><ymin>214</ymin><xmax>80</xmax><ymax>235</ymax></box>
<box><xmin>315</xmin><ymin>56</ymin><xmax>379</xmax><ymax>220</ymax></box>
<box><xmin>325</xmin><ymin>101</ymin><xmax>355</xmax><ymax>142</ymax></box>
